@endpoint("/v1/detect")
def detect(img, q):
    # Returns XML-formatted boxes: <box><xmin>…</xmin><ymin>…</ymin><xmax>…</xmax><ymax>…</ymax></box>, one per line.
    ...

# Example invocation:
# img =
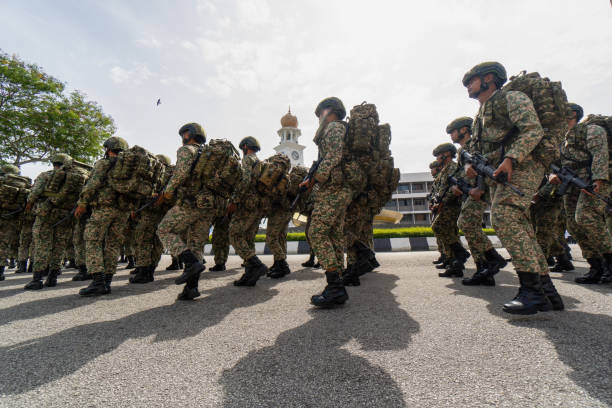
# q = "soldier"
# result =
<box><xmin>265</xmin><ymin>198</ymin><xmax>293</xmax><ymax>279</ymax></box>
<box><xmin>122</xmin><ymin>220</ymin><xmax>136</xmax><ymax>270</ymax></box>
<box><xmin>24</xmin><ymin>154</ymin><xmax>85</xmax><ymax>290</ymax></box>
<box><xmin>16</xmin><ymin>208</ymin><xmax>34</xmax><ymax>274</ymax></box>
<box><xmin>156</xmin><ymin>123</ymin><xmax>213</xmax><ymax>300</ymax></box>
<box><xmin>447</xmin><ymin>117</ymin><xmax>507</xmax><ymax>286</ymax></box>
<box><xmin>301</xmin><ymin>184</ymin><xmax>320</xmax><ymax>269</ymax></box>
<box><xmin>430</xmin><ymin>143</ymin><xmax>471</xmax><ymax>278</ymax></box>
<box><xmin>300</xmin><ymin>97</ymin><xmax>352</xmax><ymax>308</ymax></box>
<box><xmin>462</xmin><ymin>61</ymin><xmax>563</xmax><ymax>314</ymax></box>
<box><xmin>549</xmin><ymin>103</ymin><xmax>612</xmax><ymax>284</ymax></box>
<box><xmin>228</xmin><ymin>137</ymin><xmax>270</xmax><ymax>286</ymax></box>
<box><xmin>209</xmin><ymin>215</ymin><xmax>230</xmax><ymax>271</ymax></box>
<box><xmin>75</xmin><ymin>137</ymin><xmax>131</xmax><ymax>296</ymax></box>
<box><xmin>71</xmin><ymin>209</ymin><xmax>91</xmax><ymax>281</ymax></box>
<box><xmin>129</xmin><ymin>154</ymin><xmax>173</xmax><ymax>284</ymax></box>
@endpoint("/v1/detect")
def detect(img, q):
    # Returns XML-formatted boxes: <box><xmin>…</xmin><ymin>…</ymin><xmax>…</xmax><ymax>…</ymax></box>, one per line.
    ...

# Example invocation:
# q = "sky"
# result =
<box><xmin>1</xmin><ymin>0</ymin><xmax>611</xmax><ymax>179</ymax></box>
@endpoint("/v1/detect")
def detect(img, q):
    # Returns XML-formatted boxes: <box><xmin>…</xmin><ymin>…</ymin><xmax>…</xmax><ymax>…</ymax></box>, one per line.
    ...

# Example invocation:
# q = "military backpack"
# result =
<box><xmin>574</xmin><ymin>114</ymin><xmax>612</xmax><ymax>170</ymax></box>
<box><xmin>107</xmin><ymin>145</ymin><xmax>164</xmax><ymax>200</ymax></box>
<box><xmin>255</xmin><ymin>153</ymin><xmax>291</xmax><ymax>196</ymax></box>
<box><xmin>0</xmin><ymin>174</ymin><xmax>31</xmax><ymax>211</ymax></box>
<box><xmin>191</xmin><ymin>139</ymin><xmax>241</xmax><ymax>199</ymax></box>
<box><xmin>43</xmin><ymin>166</ymin><xmax>88</xmax><ymax>210</ymax></box>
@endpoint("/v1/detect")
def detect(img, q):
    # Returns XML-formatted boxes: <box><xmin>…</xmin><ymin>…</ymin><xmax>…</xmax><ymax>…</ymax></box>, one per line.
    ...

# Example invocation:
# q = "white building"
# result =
<box><xmin>273</xmin><ymin>108</ymin><xmax>305</xmax><ymax>167</ymax></box>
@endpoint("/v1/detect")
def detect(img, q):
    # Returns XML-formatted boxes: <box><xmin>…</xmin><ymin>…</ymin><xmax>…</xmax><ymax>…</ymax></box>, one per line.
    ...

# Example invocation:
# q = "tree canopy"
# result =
<box><xmin>0</xmin><ymin>50</ymin><xmax>115</xmax><ymax>166</ymax></box>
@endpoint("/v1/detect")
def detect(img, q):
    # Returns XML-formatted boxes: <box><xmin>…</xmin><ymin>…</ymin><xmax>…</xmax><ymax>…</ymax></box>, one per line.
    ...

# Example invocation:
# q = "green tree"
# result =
<box><xmin>0</xmin><ymin>50</ymin><xmax>115</xmax><ymax>166</ymax></box>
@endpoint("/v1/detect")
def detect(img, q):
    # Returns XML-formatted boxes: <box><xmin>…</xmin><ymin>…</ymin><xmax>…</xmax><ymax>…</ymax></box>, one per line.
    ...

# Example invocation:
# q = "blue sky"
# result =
<box><xmin>2</xmin><ymin>0</ymin><xmax>611</xmax><ymax>178</ymax></box>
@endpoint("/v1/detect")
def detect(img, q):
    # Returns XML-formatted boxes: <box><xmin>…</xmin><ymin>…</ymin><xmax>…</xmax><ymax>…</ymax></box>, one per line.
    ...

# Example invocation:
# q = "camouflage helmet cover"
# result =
<box><xmin>568</xmin><ymin>103</ymin><xmax>584</xmax><ymax>122</ymax></box>
<box><xmin>446</xmin><ymin>116</ymin><xmax>473</xmax><ymax>134</ymax></box>
<box><xmin>433</xmin><ymin>143</ymin><xmax>457</xmax><ymax>157</ymax></box>
<box><xmin>315</xmin><ymin>97</ymin><xmax>346</xmax><ymax>120</ymax></box>
<box><xmin>178</xmin><ymin>123</ymin><xmax>206</xmax><ymax>142</ymax></box>
<box><xmin>103</xmin><ymin>136</ymin><xmax>129</xmax><ymax>151</ymax></box>
<box><xmin>462</xmin><ymin>61</ymin><xmax>507</xmax><ymax>88</ymax></box>
<box><xmin>429</xmin><ymin>160</ymin><xmax>441</xmax><ymax>169</ymax></box>
<box><xmin>155</xmin><ymin>154</ymin><xmax>171</xmax><ymax>166</ymax></box>
<box><xmin>0</xmin><ymin>163</ymin><xmax>20</xmax><ymax>175</ymax></box>
<box><xmin>50</xmin><ymin>153</ymin><xmax>73</xmax><ymax>167</ymax></box>
<box><xmin>239</xmin><ymin>136</ymin><xmax>261</xmax><ymax>152</ymax></box>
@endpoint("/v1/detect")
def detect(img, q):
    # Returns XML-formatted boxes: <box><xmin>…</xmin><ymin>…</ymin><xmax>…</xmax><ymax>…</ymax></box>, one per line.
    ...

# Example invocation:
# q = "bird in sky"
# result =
<box><xmin>156</xmin><ymin>98</ymin><xmax>161</xmax><ymax>106</ymax></box>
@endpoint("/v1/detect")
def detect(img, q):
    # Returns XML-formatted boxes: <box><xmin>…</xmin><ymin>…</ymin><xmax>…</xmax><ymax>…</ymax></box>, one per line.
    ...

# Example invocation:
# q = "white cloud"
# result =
<box><xmin>136</xmin><ymin>35</ymin><xmax>162</xmax><ymax>49</ymax></box>
<box><xmin>236</xmin><ymin>0</ymin><xmax>271</xmax><ymax>26</ymax></box>
<box><xmin>108</xmin><ymin>63</ymin><xmax>153</xmax><ymax>86</ymax></box>
<box><xmin>109</xmin><ymin>66</ymin><xmax>130</xmax><ymax>83</ymax></box>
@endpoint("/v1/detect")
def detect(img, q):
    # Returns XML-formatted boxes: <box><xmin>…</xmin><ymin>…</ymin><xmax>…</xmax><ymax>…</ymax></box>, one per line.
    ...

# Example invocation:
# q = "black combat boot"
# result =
<box><xmin>177</xmin><ymin>272</ymin><xmax>201</xmax><ymax>301</ymax></box>
<box><xmin>439</xmin><ymin>243</ymin><xmax>469</xmax><ymax>278</ymax></box>
<box><xmin>234</xmin><ymin>256</ymin><xmax>268</xmax><ymax>286</ymax></box>
<box><xmin>0</xmin><ymin>266</ymin><xmax>4</xmax><ymax>281</ymax></box>
<box><xmin>79</xmin><ymin>273</ymin><xmax>109</xmax><ymax>297</ymax></box>
<box><xmin>175</xmin><ymin>250</ymin><xmax>205</xmax><ymax>285</ymax></box>
<box><xmin>341</xmin><ymin>264</ymin><xmax>361</xmax><ymax>287</ymax></box>
<box><xmin>539</xmin><ymin>274</ymin><xmax>564</xmax><ymax>310</ymax></box>
<box><xmin>435</xmin><ymin>256</ymin><xmax>450</xmax><ymax>269</ymax></box>
<box><xmin>268</xmin><ymin>259</ymin><xmax>291</xmax><ymax>279</ymax></box>
<box><xmin>575</xmin><ymin>257</ymin><xmax>604</xmax><ymax>284</ymax></box>
<box><xmin>104</xmin><ymin>274</ymin><xmax>113</xmax><ymax>293</ymax></box>
<box><xmin>9</xmin><ymin>258</ymin><xmax>16</xmax><ymax>269</ymax></box>
<box><xmin>72</xmin><ymin>265</ymin><xmax>91</xmax><ymax>281</ymax></box>
<box><xmin>209</xmin><ymin>263</ymin><xmax>226</xmax><ymax>272</ymax></box>
<box><xmin>546</xmin><ymin>256</ymin><xmax>555</xmax><ymax>266</ymax></box>
<box><xmin>433</xmin><ymin>254</ymin><xmax>446</xmax><ymax>265</ymax></box>
<box><xmin>312</xmin><ymin>262</ymin><xmax>321</xmax><ymax>269</ymax></box>
<box><xmin>67</xmin><ymin>259</ymin><xmax>77</xmax><ymax>269</ymax></box>
<box><xmin>129</xmin><ymin>266</ymin><xmax>140</xmax><ymax>275</ymax></box>
<box><xmin>24</xmin><ymin>271</ymin><xmax>44</xmax><ymax>290</ymax></box>
<box><xmin>302</xmin><ymin>253</ymin><xmax>316</xmax><ymax>267</ymax></box>
<box><xmin>311</xmin><ymin>271</ymin><xmax>349</xmax><ymax>308</ymax></box>
<box><xmin>550</xmin><ymin>253</ymin><xmax>574</xmax><ymax>272</ymax></box>
<box><xmin>483</xmin><ymin>248</ymin><xmax>507</xmax><ymax>276</ymax></box>
<box><xmin>125</xmin><ymin>255</ymin><xmax>135</xmax><ymax>270</ymax></box>
<box><xmin>166</xmin><ymin>256</ymin><xmax>180</xmax><ymax>270</ymax></box>
<box><xmin>600</xmin><ymin>253</ymin><xmax>612</xmax><ymax>284</ymax></box>
<box><xmin>16</xmin><ymin>260</ymin><xmax>27</xmax><ymax>273</ymax></box>
<box><xmin>462</xmin><ymin>261</ymin><xmax>495</xmax><ymax>286</ymax></box>
<box><xmin>502</xmin><ymin>272</ymin><xmax>550</xmax><ymax>315</ymax></box>
<box><xmin>43</xmin><ymin>269</ymin><xmax>61</xmax><ymax>287</ymax></box>
<box><xmin>130</xmin><ymin>266</ymin><xmax>154</xmax><ymax>284</ymax></box>
<box><xmin>41</xmin><ymin>266</ymin><xmax>49</xmax><ymax>277</ymax></box>
<box><xmin>268</xmin><ymin>260</ymin><xmax>278</xmax><ymax>274</ymax></box>
<box><xmin>369</xmin><ymin>255</ymin><xmax>380</xmax><ymax>270</ymax></box>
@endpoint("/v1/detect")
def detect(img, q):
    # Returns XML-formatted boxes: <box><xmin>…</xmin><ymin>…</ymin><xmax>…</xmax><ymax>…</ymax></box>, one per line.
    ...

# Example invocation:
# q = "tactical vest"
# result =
<box><xmin>108</xmin><ymin>146</ymin><xmax>164</xmax><ymax>201</ymax></box>
<box><xmin>0</xmin><ymin>174</ymin><xmax>31</xmax><ymax>211</ymax></box>
<box><xmin>254</xmin><ymin>153</ymin><xmax>291</xmax><ymax>196</ymax></box>
<box><xmin>43</xmin><ymin>167</ymin><xmax>88</xmax><ymax>210</ymax></box>
<box><xmin>562</xmin><ymin>120</ymin><xmax>612</xmax><ymax>175</ymax></box>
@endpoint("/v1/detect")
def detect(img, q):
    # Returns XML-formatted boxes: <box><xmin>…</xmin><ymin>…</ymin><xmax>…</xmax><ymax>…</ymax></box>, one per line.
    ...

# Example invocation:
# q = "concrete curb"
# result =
<box><xmin>203</xmin><ymin>236</ymin><xmax>503</xmax><ymax>255</ymax></box>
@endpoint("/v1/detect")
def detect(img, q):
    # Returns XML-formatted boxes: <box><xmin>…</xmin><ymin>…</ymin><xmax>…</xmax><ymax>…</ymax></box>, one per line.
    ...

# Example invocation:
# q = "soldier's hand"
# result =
<box><xmin>451</xmin><ymin>186</ymin><xmax>462</xmax><ymax>196</ymax></box>
<box><xmin>155</xmin><ymin>192</ymin><xmax>172</xmax><ymax>207</ymax></box>
<box><xmin>493</xmin><ymin>158</ymin><xmax>514</xmax><ymax>182</ymax></box>
<box><xmin>531</xmin><ymin>193</ymin><xmax>540</xmax><ymax>204</ymax></box>
<box><xmin>465</xmin><ymin>164</ymin><xmax>478</xmax><ymax>178</ymax></box>
<box><xmin>25</xmin><ymin>201</ymin><xmax>33</xmax><ymax>212</ymax></box>
<box><xmin>469</xmin><ymin>188</ymin><xmax>484</xmax><ymax>201</ymax></box>
<box><xmin>548</xmin><ymin>174</ymin><xmax>561</xmax><ymax>185</ymax></box>
<box><xmin>299</xmin><ymin>178</ymin><xmax>315</xmax><ymax>191</ymax></box>
<box><xmin>592</xmin><ymin>180</ymin><xmax>605</xmax><ymax>193</ymax></box>
<box><xmin>74</xmin><ymin>205</ymin><xmax>87</xmax><ymax>218</ymax></box>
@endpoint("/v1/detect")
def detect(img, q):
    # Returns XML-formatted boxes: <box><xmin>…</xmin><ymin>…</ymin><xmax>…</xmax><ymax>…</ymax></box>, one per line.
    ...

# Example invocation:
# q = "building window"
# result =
<box><xmin>397</xmin><ymin>184</ymin><xmax>410</xmax><ymax>192</ymax></box>
<box><xmin>414</xmin><ymin>198</ymin><xmax>425</xmax><ymax>206</ymax></box>
<box><xmin>412</xmin><ymin>183</ymin><xmax>424</xmax><ymax>191</ymax></box>
<box><xmin>384</xmin><ymin>200</ymin><xmax>397</xmax><ymax>209</ymax></box>
<box><xmin>415</xmin><ymin>214</ymin><xmax>427</xmax><ymax>221</ymax></box>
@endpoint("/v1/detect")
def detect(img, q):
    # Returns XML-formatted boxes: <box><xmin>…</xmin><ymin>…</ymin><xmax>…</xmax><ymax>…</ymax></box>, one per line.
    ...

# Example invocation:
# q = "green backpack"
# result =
<box><xmin>43</xmin><ymin>167</ymin><xmax>88</xmax><ymax>210</ymax></box>
<box><xmin>0</xmin><ymin>174</ymin><xmax>31</xmax><ymax>211</ymax></box>
<box><xmin>255</xmin><ymin>153</ymin><xmax>291</xmax><ymax>196</ymax></box>
<box><xmin>191</xmin><ymin>139</ymin><xmax>241</xmax><ymax>199</ymax></box>
<box><xmin>108</xmin><ymin>145</ymin><xmax>164</xmax><ymax>200</ymax></box>
<box><xmin>577</xmin><ymin>114</ymin><xmax>612</xmax><ymax>169</ymax></box>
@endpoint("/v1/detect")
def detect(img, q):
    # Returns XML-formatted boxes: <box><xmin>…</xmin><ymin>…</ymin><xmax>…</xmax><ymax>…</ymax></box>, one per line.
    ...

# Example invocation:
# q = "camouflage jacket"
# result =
<box><xmin>164</xmin><ymin>144</ymin><xmax>200</xmax><ymax>197</ymax></box>
<box><xmin>473</xmin><ymin>90</ymin><xmax>544</xmax><ymax>167</ymax></box>
<box><xmin>78</xmin><ymin>158</ymin><xmax>116</xmax><ymax>207</ymax></box>
<box><xmin>231</xmin><ymin>152</ymin><xmax>259</xmax><ymax>204</ymax></box>
<box><xmin>561</xmin><ymin>124</ymin><xmax>609</xmax><ymax>182</ymax></box>
<box><xmin>313</xmin><ymin>120</ymin><xmax>346</xmax><ymax>187</ymax></box>
<box><xmin>27</xmin><ymin>171</ymin><xmax>52</xmax><ymax>205</ymax></box>
<box><xmin>435</xmin><ymin>161</ymin><xmax>460</xmax><ymax>205</ymax></box>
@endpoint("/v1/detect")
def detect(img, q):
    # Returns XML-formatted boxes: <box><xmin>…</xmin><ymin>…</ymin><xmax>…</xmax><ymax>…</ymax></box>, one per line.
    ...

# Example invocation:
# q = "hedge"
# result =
<box><xmin>253</xmin><ymin>227</ymin><xmax>496</xmax><ymax>242</ymax></box>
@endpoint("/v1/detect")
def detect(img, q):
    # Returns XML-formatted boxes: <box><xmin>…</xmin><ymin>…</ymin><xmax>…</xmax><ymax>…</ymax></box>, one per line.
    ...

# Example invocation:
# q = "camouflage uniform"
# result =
<box><xmin>17</xmin><ymin>211</ymin><xmax>35</xmax><ymax>265</ymax></box>
<box><xmin>266</xmin><ymin>204</ymin><xmax>292</xmax><ymax>262</ymax></box>
<box><xmin>344</xmin><ymin>194</ymin><xmax>376</xmax><ymax>266</ymax></box>
<box><xmin>431</xmin><ymin>161</ymin><xmax>461</xmax><ymax>258</ymax></box>
<box><xmin>310</xmin><ymin>121</ymin><xmax>353</xmax><ymax>272</ymax></box>
<box><xmin>73</xmin><ymin>213</ymin><xmax>88</xmax><ymax>268</ymax></box>
<box><xmin>211</xmin><ymin>215</ymin><xmax>230</xmax><ymax>266</ymax></box>
<box><xmin>561</xmin><ymin>123</ymin><xmax>612</xmax><ymax>259</ymax></box>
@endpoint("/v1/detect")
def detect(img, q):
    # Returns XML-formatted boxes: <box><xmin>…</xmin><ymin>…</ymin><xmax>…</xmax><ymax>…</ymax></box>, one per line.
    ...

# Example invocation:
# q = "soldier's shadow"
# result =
<box><xmin>219</xmin><ymin>272</ymin><xmax>419</xmax><ymax>408</ymax></box>
<box><xmin>0</xmin><ymin>269</ymin><xmax>322</xmax><ymax>395</ymax></box>
<box><xmin>446</xmin><ymin>271</ymin><xmax>612</xmax><ymax>406</ymax></box>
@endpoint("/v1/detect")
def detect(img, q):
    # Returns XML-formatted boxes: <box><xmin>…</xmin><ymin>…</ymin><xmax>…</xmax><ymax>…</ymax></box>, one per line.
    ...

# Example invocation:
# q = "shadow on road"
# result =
<box><xmin>219</xmin><ymin>272</ymin><xmax>419</xmax><ymax>408</ymax></box>
<box><xmin>446</xmin><ymin>271</ymin><xmax>612</xmax><ymax>406</ymax></box>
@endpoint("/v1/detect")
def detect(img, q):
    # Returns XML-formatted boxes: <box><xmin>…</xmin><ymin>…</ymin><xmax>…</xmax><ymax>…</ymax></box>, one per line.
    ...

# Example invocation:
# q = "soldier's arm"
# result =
<box><xmin>440</xmin><ymin>162</ymin><xmax>460</xmax><ymax>204</ymax></box>
<box><xmin>503</xmin><ymin>91</ymin><xmax>544</xmax><ymax>164</ymax></box>
<box><xmin>231</xmin><ymin>155</ymin><xmax>255</xmax><ymax>203</ymax></box>
<box><xmin>78</xmin><ymin>160</ymin><xmax>109</xmax><ymax>207</ymax></box>
<box><xmin>586</xmin><ymin>125</ymin><xmax>609</xmax><ymax>181</ymax></box>
<box><xmin>27</xmin><ymin>172</ymin><xmax>49</xmax><ymax>204</ymax></box>
<box><xmin>314</xmin><ymin>122</ymin><xmax>345</xmax><ymax>183</ymax></box>
<box><xmin>164</xmin><ymin>146</ymin><xmax>194</xmax><ymax>196</ymax></box>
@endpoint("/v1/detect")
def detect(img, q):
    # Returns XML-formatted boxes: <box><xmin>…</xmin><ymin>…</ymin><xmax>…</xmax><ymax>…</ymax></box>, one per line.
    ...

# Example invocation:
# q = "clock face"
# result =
<box><xmin>291</xmin><ymin>151</ymin><xmax>300</xmax><ymax>160</ymax></box>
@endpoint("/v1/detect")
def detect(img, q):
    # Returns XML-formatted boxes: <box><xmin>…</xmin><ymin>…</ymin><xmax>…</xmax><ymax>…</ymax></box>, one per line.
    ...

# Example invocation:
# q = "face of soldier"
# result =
<box><xmin>567</xmin><ymin>112</ymin><xmax>578</xmax><ymax>130</ymax></box>
<box><xmin>318</xmin><ymin>108</ymin><xmax>331</xmax><ymax>125</ymax></box>
<box><xmin>466</xmin><ymin>76</ymin><xmax>483</xmax><ymax>99</ymax></box>
<box><xmin>181</xmin><ymin>131</ymin><xmax>191</xmax><ymax>145</ymax></box>
<box><xmin>52</xmin><ymin>162</ymin><xmax>62</xmax><ymax>169</ymax></box>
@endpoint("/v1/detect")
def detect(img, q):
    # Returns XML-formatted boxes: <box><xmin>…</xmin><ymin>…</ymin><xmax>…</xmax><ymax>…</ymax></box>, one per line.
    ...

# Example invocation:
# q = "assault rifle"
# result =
<box><xmin>52</xmin><ymin>206</ymin><xmax>77</xmax><ymax>228</ymax></box>
<box><xmin>290</xmin><ymin>158</ymin><xmax>321</xmax><ymax>210</ymax></box>
<box><xmin>1</xmin><ymin>207</ymin><xmax>24</xmax><ymax>219</ymax></box>
<box><xmin>448</xmin><ymin>175</ymin><xmax>472</xmax><ymax>196</ymax></box>
<box><xmin>550</xmin><ymin>164</ymin><xmax>612</xmax><ymax>211</ymax></box>
<box><xmin>134</xmin><ymin>195</ymin><xmax>159</xmax><ymax>214</ymax></box>
<box><xmin>460</xmin><ymin>151</ymin><xmax>524</xmax><ymax>197</ymax></box>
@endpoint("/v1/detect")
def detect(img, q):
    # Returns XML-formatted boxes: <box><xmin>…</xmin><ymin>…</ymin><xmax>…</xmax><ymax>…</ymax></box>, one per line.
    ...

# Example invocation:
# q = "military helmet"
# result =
<box><xmin>178</xmin><ymin>122</ymin><xmax>206</xmax><ymax>143</ymax></box>
<box><xmin>446</xmin><ymin>117</ymin><xmax>473</xmax><ymax>134</ymax></box>
<box><xmin>315</xmin><ymin>97</ymin><xmax>346</xmax><ymax>120</ymax></box>
<box><xmin>568</xmin><ymin>103</ymin><xmax>584</xmax><ymax>122</ymax></box>
<box><xmin>155</xmin><ymin>154</ymin><xmax>171</xmax><ymax>166</ymax></box>
<box><xmin>50</xmin><ymin>153</ymin><xmax>73</xmax><ymax>167</ymax></box>
<box><xmin>433</xmin><ymin>143</ymin><xmax>457</xmax><ymax>157</ymax></box>
<box><xmin>1</xmin><ymin>164</ymin><xmax>20</xmax><ymax>175</ymax></box>
<box><xmin>103</xmin><ymin>136</ymin><xmax>129</xmax><ymax>152</ymax></box>
<box><xmin>238</xmin><ymin>136</ymin><xmax>261</xmax><ymax>152</ymax></box>
<box><xmin>429</xmin><ymin>160</ymin><xmax>440</xmax><ymax>169</ymax></box>
<box><xmin>462</xmin><ymin>61</ymin><xmax>507</xmax><ymax>88</ymax></box>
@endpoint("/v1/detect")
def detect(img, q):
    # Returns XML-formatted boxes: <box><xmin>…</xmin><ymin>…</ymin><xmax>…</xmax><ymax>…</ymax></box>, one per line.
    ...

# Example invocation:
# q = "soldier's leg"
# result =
<box><xmin>211</xmin><ymin>216</ymin><xmax>230</xmax><ymax>268</ymax></box>
<box><xmin>549</xmin><ymin>199</ymin><xmax>574</xmax><ymax>272</ymax></box>
<box><xmin>231</xmin><ymin>209</ymin><xmax>267</xmax><ymax>286</ymax></box>
<box><xmin>17</xmin><ymin>217</ymin><xmax>34</xmax><ymax>273</ymax></box>
<box><xmin>42</xmin><ymin>222</ymin><xmax>72</xmax><ymax>287</ymax></box>
<box><xmin>24</xmin><ymin>216</ymin><xmax>51</xmax><ymax>290</ymax></box>
<box><xmin>434</xmin><ymin>204</ymin><xmax>468</xmax><ymax>277</ymax></box>
<box><xmin>72</xmin><ymin>215</ymin><xmax>91</xmax><ymax>281</ymax></box>
<box><xmin>267</xmin><ymin>210</ymin><xmax>292</xmax><ymax>279</ymax></box>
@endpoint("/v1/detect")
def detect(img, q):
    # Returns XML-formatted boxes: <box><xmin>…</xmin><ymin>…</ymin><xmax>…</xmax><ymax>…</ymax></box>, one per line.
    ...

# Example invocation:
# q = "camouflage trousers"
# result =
<box><xmin>134</xmin><ymin>209</ymin><xmax>165</xmax><ymax>268</ymax></box>
<box><xmin>211</xmin><ymin>216</ymin><xmax>230</xmax><ymax>265</ymax></box>
<box><xmin>85</xmin><ymin>206</ymin><xmax>130</xmax><ymax>275</ymax></box>
<box><xmin>157</xmin><ymin>201</ymin><xmax>215</xmax><ymax>262</ymax></box>
<box><xmin>32</xmin><ymin>210</ymin><xmax>73</xmax><ymax>272</ymax></box>
<box><xmin>530</xmin><ymin>196</ymin><xmax>563</xmax><ymax>259</ymax></box>
<box><xmin>549</xmin><ymin>206</ymin><xmax>568</xmax><ymax>258</ymax></box>
<box><xmin>73</xmin><ymin>214</ymin><xmax>88</xmax><ymax>267</ymax></box>
<box><xmin>490</xmin><ymin>157</ymin><xmax>547</xmax><ymax>275</ymax></box>
<box><xmin>266</xmin><ymin>208</ymin><xmax>292</xmax><ymax>261</ymax></box>
<box><xmin>435</xmin><ymin>236</ymin><xmax>445</xmax><ymax>259</ymax></box>
<box><xmin>0</xmin><ymin>217</ymin><xmax>22</xmax><ymax>266</ymax></box>
<box><xmin>310</xmin><ymin>184</ymin><xmax>353</xmax><ymax>272</ymax></box>
<box><xmin>64</xmin><ymin>223</ymin><xmax>75</xmax><ymax>260</ymax></box>
<box><xmin>564</xmin><ymin>184</ymin><xmax>612</xmax><ymax>259</ymax></box>
<box><xmin>458</xmin><ymin>196</ymin><xmax>492</xmax><ymax>263</ymax></box>
<box><xmin>229</xmin><ymin>207</ymin><xmax>264</xmax><ymax>261</ymax></box>
<box><xmin>121</xmin><ymin>221</ymin><xmax>136</xmax><ymax>257</ymax></box>
<box><xmin>431</xmin><ymin>202</ymin><xmax>461</xmax><ymax>259</ymax></box>
<box><xmin>344</xmin><ymin>197</ymin><xmax>376</xmax><ymax>265</ymax></box>
<box><xmin>18</xmin><ymin>214</ymin><xmax>35</xmax><ymax>261</ymax></box>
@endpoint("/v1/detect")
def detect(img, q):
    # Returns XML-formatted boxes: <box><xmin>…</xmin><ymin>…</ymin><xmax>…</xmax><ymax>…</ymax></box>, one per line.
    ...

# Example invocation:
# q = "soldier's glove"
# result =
<box><xmin>155</xmin><ymin>192</ymin><xmax>173</xmax><ymax>207</ymax></box>
<box><xmin>74</xmin><ymin>205</ymin><xmax>87</xmax><ymax>218</ymax></box>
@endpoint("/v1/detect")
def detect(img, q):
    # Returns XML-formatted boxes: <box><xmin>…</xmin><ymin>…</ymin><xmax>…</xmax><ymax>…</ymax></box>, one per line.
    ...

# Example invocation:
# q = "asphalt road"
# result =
<box><xmin>1</xmin><ymin>248</ymin><xmax>611</xmax><ymax>408</ymax></box>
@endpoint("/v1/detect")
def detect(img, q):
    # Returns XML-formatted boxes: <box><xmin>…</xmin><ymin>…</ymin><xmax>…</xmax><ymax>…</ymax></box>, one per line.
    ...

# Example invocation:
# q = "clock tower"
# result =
<box><xmin>273</xmin><ymin>107</ymin><xmax>305</xmax><ymax>167</ymax></box>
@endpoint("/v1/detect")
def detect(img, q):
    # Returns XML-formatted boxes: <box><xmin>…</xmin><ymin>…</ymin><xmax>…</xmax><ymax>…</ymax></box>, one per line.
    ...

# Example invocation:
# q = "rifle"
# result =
<box><xmin>134</xmin><ymin>195</ymin><xmax>159</xmax><ymax>214</ymax></box>
<box><xmin>290</xmin><ymin>158</ymin><xmax>321</xmax><ymax>210</ymax></box>
<box><xmin>460</xmin><ymin>150</ymin><xmax>524</xmax><ymax>197</ymax></box>
<box><xmin>52</xmin><ymin>206</ymin><xmax>77</xmax><ymax>228</ymax></box>
<box><xmin>448</xmin><ymin>175</ymin><xmax>472</xmax><ymax>196</ymax></box>
<box><xmin>550</xmin><ymin>164</ymin><xmax>612</xmax><ymax>211</ymax></box>
<box><xmin>1</xmin><ymin>207</ymin><xmax>24</xmax><ymax>219</ymax></box>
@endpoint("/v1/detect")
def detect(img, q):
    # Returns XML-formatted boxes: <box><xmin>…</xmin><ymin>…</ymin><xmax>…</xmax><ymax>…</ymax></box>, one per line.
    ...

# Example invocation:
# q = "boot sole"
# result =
<box><xmin>175</xmin><ymin>263</ymin><xmax>205</xmax><ymax>285</ymax></box>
